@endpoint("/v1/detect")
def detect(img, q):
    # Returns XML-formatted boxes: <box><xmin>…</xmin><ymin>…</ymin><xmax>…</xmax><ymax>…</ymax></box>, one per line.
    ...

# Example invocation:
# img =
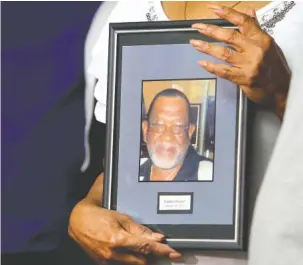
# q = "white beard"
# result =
<box><xmin>147</xmin><ymin>142</ymin><xmax>188</xmax><ymax>170</ymax></box>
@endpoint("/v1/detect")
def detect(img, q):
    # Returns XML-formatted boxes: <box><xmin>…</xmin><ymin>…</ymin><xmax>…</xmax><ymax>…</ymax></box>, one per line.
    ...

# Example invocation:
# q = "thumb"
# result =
<box><xmin>120</xmin><ymin>231</ymin><xmax>182</xmax><ymax>260</ymax></box>
<box><xmin>121</xmin><ymin>217</ymin><xmax>164</xmax><ymax>242</ymax></box>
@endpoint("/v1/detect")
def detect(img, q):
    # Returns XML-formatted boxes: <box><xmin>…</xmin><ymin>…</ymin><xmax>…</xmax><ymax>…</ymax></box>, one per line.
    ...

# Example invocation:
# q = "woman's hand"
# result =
<box><xmin>69</xmin><ymin>199</ymin><xmax>182</xmax><ymax>265</ymax></box>
<box><xmin>190</xmin><ymin>5</ymin><xmax>291</xmax><ymax>120</ymax></box>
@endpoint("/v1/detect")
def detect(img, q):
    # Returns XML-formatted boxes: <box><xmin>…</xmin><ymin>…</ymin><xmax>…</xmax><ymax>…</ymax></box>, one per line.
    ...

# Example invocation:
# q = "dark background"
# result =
<box><xmin>1</xmin><ymin>2</ymin><xmax>105</xmax><ymax>264</ymax></box>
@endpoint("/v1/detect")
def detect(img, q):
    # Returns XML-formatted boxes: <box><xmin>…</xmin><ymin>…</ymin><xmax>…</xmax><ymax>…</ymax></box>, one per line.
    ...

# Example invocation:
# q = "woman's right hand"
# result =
<box><xmin>190</xmin><ymin>4</ymin><xmax>291</xmax><ymax>120</ymax></box>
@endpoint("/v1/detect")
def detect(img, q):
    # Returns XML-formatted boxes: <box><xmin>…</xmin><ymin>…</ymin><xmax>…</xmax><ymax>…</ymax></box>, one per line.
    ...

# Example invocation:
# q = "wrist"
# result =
<box><xmin>82</xmin><ymin>196</ymin><xmax>102</xmax><ymax>208</ymax></box>
<box><xmin>70</xmin><ymin>198</ymin><xmax>99</xmax><ymax>222</ymax></box>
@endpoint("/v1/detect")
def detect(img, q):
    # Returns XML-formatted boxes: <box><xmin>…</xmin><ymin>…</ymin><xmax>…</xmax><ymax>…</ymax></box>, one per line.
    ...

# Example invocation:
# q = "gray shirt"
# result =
<box><xmin>248</xmin><ymin>4</ymin><xmax>303</xmax><ymax>264</ymax></box>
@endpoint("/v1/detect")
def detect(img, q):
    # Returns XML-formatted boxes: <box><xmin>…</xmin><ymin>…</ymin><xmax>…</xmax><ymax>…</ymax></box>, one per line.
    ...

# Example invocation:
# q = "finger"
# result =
<box><xmin>207</xmin><ymin>4</ymin><xmax>260</xmax><ymax>35</ymax></box>
<box><xmin>113</xmin><ymin>251</ymin><xmax>147</xmax><ymax>265</ymax></box>
<box><xmin>120</xmin><ymin>232</ymin><xmax>182</xmax><ymax>260</ymax></box>
<box><xmin>198</xmin><ymin>60</ymin><xmax>244</xmax><ymax>84</ymax></box>
<box><xmin>169</xmin><ymin>252</ymin><xmax>184</xmax><ymax>261</ymax></box>
<box><xmin>121</xmin><ymin>217</ymin><xmax>164</xmax><ymax>242</ymax></box>
<box><xmin>246</xmin><ymin>8</ymin><xmax>256</xmax><ymax>18</ymax></box>
<box><xmin>191</xmin><ymin>23</ymin><xmax>245</xmax><ymax>49</ymax></box>
<box><xmin>190</xmin><ymin>39</ymin><xmax>240</xmax><ymax>64</ymax></box>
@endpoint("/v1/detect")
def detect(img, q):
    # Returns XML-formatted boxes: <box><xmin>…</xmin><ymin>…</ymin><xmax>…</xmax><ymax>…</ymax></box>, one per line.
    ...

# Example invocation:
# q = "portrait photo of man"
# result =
<box><xmin>139</xmin><ymin>80</ymin><xmax>215</xmax><ymax>182</ymax></box>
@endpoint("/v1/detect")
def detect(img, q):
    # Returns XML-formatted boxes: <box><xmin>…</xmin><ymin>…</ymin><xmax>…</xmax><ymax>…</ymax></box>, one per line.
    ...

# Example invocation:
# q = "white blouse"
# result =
<box><xmin>88</xmin><ymin>1</ymin><xmax>169</xmax><ymax>124</ymax></box>
<box><xmin>83</xmin><ymin>1</ymin><xmax>303</xmax><ymax>264</ymax></box>
<box><xmin>87</xmin><ymin>1</ymin><xmax>299</xmax><ymax>125</ymax></box>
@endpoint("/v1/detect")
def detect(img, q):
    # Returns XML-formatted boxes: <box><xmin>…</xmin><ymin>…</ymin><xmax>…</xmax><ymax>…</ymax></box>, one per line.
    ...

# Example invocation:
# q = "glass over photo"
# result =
<box><xmin>139</xmin><ymin>79</ymin><xmax>216</xmax><ymax>182</ymax></box>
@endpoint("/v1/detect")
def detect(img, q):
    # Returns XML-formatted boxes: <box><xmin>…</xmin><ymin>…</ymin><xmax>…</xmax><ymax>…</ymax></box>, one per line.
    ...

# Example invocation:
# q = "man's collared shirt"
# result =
<box><xmin>139</xmin><ymin>146</ymin><xmax>211</xmax><ymax>182</ymax></box>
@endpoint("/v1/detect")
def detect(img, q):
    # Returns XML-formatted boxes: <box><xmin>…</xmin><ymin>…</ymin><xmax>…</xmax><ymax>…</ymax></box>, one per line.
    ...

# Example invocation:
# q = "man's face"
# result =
<box><xmin>142</xmin><ymin>96</ymin><xmax>195</xmax><ymax>170</ymax></box>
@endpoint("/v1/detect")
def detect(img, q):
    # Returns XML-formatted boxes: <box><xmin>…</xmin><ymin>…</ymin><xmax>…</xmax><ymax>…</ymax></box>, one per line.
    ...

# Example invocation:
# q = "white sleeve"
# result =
<box><xmin>88</xmin><ymin>0</ymin><xmax>150</xmax><ymax>123</ymax></box>
<box><xmin>256</xmin><ymin>1</ymin><xmax>300</xmax><ymax>71</ymax></box>
<box><xmin>87</xmin><ymin>20</ymin><xmax>109</xmax><ymax>124</ymax></box>
<box><xmin>82</xmin><ymin>1</ymin><xmax>111</xmax><ymax>171</ymax></box>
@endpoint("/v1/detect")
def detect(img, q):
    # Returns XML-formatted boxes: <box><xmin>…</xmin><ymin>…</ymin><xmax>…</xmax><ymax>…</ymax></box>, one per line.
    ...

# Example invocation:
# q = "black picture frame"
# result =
<box><xmin>103</xmin><ymin>19</ymin><xmax>248</xmax><ymax>251</ymax></box>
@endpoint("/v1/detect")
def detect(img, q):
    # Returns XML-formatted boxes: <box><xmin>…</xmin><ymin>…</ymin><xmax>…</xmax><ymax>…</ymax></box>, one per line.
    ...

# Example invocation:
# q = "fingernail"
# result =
<box><xmin>192</xmin><ymin>23</ymin><xmax>207</xmax><ymax>31</ymax></box>
<box><xmin>189</xmin><ymin>39</ymin><xmax>201</xmax><ymax>46</ymax></box>
<box><xmin>208</xmin><ymin>4</ymin><xmax>224</xmax><ymax>13</ymax></box>
<box><xmin>169</xmin><ymin>252</ymin><xmax>183</xmax><ymax>261</ymax></box>
<box><xmin>199</xmin><ymin>61</ymin><xmax>208</xmax><ymax>67</ymax></box>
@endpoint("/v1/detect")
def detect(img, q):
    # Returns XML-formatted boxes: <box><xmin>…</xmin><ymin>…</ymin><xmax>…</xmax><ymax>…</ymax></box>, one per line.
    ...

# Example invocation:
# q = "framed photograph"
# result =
<box><xmin>103</xmin><ymin>19</ymin><xmax>247</xmax><ymax>250</ymax></box>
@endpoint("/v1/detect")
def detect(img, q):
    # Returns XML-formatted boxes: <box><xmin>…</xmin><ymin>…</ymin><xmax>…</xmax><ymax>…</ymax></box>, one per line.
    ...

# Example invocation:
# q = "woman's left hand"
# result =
<box><xmin>190</xmin><ymin>5</ymin><xmax>291</xmax><ymax>120</ymax></box>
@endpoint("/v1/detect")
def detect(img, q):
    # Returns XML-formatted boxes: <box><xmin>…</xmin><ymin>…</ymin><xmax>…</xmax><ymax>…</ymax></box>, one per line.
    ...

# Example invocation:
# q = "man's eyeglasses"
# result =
<box><xmin>148</xmin><ymin>122</ymin><xmax>189</xmax><ymax>135</ymax></box>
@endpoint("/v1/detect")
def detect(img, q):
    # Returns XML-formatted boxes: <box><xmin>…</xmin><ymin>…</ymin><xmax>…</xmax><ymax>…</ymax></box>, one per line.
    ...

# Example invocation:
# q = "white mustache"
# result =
<box><xmin>147</xmin><ymin>142</ymin><xmax>188</xmax><ymax>170</ymax></box>
<box><xmin>154</xmin><ymin>142</ymin><xmax>176</xmax><ymax>150</ymax></box>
